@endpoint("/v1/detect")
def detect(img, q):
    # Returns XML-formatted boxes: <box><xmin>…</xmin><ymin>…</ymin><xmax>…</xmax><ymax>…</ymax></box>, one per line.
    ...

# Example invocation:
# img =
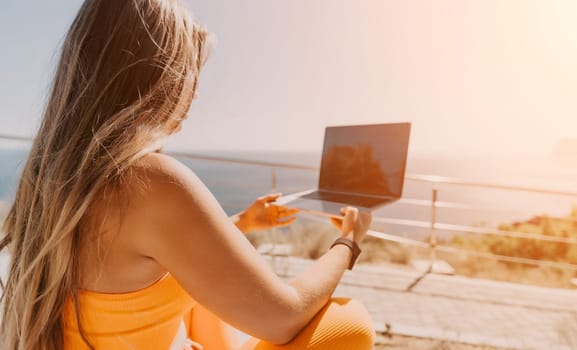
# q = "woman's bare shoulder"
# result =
<box><xmin>122</xmin><ymin>152</ymin><xmax>215</xmax><ymax>230</ymax></box>
<box><xmin>129</xmin><ymin>152</ymin><xmax>206</xmax><ymax>198</ymax></box>
<box><xmin>132</xmin><ymin>152</ymin><xmax>195</xmax><ymax>182</ymax></box>
<box><xmin>124</xmin><ymin>152</ymin><xmax>216</xmax><ymax>252</ymax></box>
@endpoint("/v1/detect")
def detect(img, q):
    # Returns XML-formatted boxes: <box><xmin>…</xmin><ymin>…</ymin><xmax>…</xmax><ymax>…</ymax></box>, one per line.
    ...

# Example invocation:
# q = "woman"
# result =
<box><xmin>0</xmin><ymin>0</ymin><xmax>375</xmax><ymax>349</ymax></box>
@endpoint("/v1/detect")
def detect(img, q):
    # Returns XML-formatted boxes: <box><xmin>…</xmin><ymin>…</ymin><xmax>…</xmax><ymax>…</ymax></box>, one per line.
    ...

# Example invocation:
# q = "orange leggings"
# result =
<box><xmin>187</xmin><ymin>298</ymin><xmax>375</xmax><ymax>350</ymax></box>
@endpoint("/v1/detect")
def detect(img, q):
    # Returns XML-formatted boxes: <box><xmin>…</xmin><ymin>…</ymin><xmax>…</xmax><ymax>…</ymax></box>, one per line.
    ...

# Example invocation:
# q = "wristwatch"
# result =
<box><xmin>330</xmin><ymin>237</ymin><xmax>362</xmax><ymax>270</ymax></box>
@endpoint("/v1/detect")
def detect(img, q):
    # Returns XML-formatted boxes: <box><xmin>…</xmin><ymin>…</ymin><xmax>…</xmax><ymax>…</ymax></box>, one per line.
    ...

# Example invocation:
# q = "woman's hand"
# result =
<box><xmin>329</xmin><ymin>207</ymin><xmax>372</xmax><ymax>244</ymax></box>
<box><xmin>232</xmin><ymin>193</ymin><xmax>299</xmax><ymax>234</ymax></box>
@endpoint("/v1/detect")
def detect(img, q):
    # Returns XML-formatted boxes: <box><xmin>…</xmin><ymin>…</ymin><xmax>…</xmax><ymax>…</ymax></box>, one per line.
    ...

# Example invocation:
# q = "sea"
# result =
<box><xmin>1</xmin><ymin>147</ymin><xmax>577</xmax><ymax>240</ymax></box>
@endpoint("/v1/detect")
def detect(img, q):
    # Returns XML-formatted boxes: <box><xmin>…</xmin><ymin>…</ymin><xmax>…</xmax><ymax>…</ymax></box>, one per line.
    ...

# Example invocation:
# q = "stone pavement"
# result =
<box><xmin>263</xmin><ymin>255</ymin><xmax>577</xmax><ymax>350</ymax></box>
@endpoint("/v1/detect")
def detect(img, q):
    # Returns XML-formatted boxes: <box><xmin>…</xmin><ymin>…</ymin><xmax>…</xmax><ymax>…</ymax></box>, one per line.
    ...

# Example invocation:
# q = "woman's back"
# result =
<box><xmin>65</xmin><ymin>153</ymin><xmax>196</xmax><ymax>348</ymax></box>
<box><xmin>76</xmin><ymin>153</ymin><xmax>170</xmax><ymax>294</ymax></box>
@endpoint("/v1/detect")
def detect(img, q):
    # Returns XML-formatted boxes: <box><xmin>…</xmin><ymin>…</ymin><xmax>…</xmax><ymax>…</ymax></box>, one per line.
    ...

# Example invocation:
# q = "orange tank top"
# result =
<box><xmin>63</xmin><ymin>273</ymin><xmax>202</xmax><ymax>349</ymax></box>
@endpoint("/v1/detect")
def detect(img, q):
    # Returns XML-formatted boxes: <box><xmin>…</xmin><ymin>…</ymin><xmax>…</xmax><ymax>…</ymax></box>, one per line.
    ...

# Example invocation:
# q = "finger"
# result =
<box><xmin>258</xmin><ymin>192</ymin><xmax>281</xmax><ymax>200</ymax></box>
<box><xmin>345</xmin><ymin>206</ymin><xmax>358</xmax><ymax>216</ymax></box>
<box><xmin>341</xmin><ymin>207</ymin><xmax>359</xmax><ymax>233</ymax></box>
<box><xmin>329</xmin><ymin>217</ymin><xmax>342</xmax><ymax>228</ymax></box>
<box><xmin>265</xmin><ymin>192</ymin><xmax>282</xmax><ymax>202</ymax></box>
<box><xmin>277</xmin><ymin>211</ymin><xmax>299</xmax><ymax>219</ymax></box>
<box><xmin>342</xmin><ymin>206</ymin><xmax>358</xmax><ymax>220</ymax></box>
<box><xmin>257</xmin><ymin>192</ymin><xmax>281</xmax><ymax>203</ymax></box>
<box><xmin>275</xmin><ymin>217</ymin><xmax>297</xmax><ymax>227</ymax></box>
<box><xmin>358</xmin><ymin>211</ymin><xmax>373</xmax><ymax>224</ymax></box>
<box><xmin>270</xmin><ymin>204</ymin><xmax>293</xmax><ymax>211</ymax></box>
<box><xmin>274</xmin><ymin>206</ymin><xmax>299</xmax><ymax>217</ymax></box>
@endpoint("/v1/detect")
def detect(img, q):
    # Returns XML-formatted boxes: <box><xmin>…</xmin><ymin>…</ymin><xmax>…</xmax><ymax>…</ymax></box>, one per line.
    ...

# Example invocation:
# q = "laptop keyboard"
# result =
<box><xmin>301</xmin><ymin>191</ymin><xmax>393</xmax><ymax>208</ymax></box>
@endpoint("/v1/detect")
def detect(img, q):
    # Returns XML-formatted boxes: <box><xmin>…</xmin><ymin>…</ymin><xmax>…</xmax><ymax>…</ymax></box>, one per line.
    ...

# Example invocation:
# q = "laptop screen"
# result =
<box><xmin>318</xmin><ymin>123</ymin><xmax>411</xmax><ymax>198</ymax></box>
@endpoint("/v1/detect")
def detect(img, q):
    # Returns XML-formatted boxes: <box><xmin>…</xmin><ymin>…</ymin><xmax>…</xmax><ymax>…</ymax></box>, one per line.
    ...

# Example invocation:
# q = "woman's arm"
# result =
<box><xmin>129</xmin><ymin>153</ymin><xmax>368</xmax><ymax>344</ymax></box>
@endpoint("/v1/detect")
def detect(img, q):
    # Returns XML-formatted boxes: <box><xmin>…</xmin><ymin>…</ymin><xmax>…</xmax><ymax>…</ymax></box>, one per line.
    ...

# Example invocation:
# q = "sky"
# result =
<box><xmin>1</xmin><ymin>0</ymin><xmax>577</xmax><ymax>156</ymax></box>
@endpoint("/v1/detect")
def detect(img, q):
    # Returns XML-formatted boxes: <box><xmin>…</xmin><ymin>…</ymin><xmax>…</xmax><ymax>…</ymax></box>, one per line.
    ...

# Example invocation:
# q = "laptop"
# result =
<box><xmin>277</xmin><ymin>122</ymin><xmax>411</xmax><ymax>217</ymax></box>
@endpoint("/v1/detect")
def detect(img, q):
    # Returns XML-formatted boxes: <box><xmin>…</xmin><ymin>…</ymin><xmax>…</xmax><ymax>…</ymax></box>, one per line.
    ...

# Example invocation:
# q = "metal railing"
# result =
<box><xmin>2</xmin><ymin>134</ymin><xmax>577</xmax><ymax>279</ymax></box>
<box><xmin>173</xmin><ymin>150</ymin><xmax>577</xmax><ymax>276</ymax></box>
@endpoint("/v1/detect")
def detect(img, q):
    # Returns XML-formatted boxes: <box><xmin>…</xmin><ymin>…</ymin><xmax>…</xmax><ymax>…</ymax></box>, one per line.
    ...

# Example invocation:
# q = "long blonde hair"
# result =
<box><xmin>0</xmin><ymin>0</ymin><xmax>209</xmax><ymax>348</ymax></box>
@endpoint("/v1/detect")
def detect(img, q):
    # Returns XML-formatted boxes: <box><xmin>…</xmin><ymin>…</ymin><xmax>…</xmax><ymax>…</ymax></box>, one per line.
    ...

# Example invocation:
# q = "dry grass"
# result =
<box><xmin>436</xmin><ymin>250</ymin><xmax>577</xmax><ymax>288</ymax></box>
<box><xmin>447</xmin><ymin>211</ymin><xmax>577</xmax><ymax>288</ymax></box>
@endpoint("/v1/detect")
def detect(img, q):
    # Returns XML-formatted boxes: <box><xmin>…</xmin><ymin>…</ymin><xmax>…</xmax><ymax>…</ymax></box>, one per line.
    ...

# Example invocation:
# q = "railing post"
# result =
<box><xmin>404</xmin><ymin>184</ymin><xmax>440</xmax><ymax>291</ymax></box>
<box><xmin>271</xmin><ymin>167</ymin><xmax>277</xmax><ymax>193</ymax></box>
<box><xmin>430</xmin><ymin>185</ymin><xmax>438</xmax><ymax>266</ymax></box>
<box><xmin>270</xmin><ymin>167</ymin><xmax>278</xmax><ymax>247</ymax></box>
<box><xmin>269</xmin><ymin>167</ymin><xmax>283</xmax><ymax>271</ymax></box>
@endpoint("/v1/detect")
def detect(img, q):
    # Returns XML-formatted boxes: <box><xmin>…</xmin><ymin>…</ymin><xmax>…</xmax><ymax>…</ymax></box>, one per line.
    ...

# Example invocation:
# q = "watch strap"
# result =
<box><xmin>330</xmin><ymin>237</ymin><xmax>362</xmax><ymax>270</ymax></box>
